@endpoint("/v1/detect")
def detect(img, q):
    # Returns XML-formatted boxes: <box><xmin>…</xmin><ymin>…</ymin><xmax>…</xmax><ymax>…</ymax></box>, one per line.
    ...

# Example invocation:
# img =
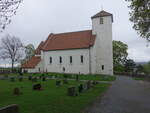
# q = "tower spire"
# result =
<box><xmin>101</xmin><ymin>5</ymin><xmax>103</xmax><ymax>11</ymax></box>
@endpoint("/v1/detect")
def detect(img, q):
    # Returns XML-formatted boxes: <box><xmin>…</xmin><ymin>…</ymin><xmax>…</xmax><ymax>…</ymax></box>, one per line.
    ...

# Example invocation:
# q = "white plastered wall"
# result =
<box><xmin>42</xmin><ymin>49</ymin><xmax>90</xmax><ymax>74</ymax></box>
<box><xmin>91</xmin><ymin>16</ymin><xmax>113</xmax><ymax>75</ymax></box>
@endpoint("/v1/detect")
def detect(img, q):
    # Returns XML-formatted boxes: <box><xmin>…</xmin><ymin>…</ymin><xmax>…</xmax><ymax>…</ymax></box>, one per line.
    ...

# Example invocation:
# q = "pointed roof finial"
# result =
<box><xmin>101</xmin><ymin>5</ymin><xmax>103</xmax><ymax>11</ymax></box>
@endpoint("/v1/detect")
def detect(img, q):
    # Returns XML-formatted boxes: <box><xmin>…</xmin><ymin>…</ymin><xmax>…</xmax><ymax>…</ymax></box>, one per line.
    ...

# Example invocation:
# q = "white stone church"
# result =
<box><xmin>22</xmin><ymin>10</ymin><xmax>114</xmax><ymax>75</ymax></box>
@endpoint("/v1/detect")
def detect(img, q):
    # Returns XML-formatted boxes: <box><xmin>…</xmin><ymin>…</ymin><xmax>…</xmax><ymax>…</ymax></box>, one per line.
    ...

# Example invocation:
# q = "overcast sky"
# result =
<box><xmin>0</xmin><ymin>0</ymin><xmax>150</xmax><ymax>65</ymax></box>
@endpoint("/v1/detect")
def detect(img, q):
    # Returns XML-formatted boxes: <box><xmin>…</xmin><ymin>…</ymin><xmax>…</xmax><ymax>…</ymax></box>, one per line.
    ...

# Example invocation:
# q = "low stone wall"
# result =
<box><xmin>0</xmin><ymin>104</ymin><xmax>19</xmax><ymax>113</ymax></box>
<box><xmin>115</xmin><ymin>72</ymin><xmax>148</xmax><ymax>77</ymax></box>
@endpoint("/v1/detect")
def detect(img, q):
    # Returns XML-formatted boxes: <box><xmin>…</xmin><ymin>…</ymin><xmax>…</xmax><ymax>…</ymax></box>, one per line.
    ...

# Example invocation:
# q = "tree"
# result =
<box><xmin>125</xmin><ymin>0</ymin><xmax>150</xmax><ymax>41</ymax></box>
<box><xmin>113</xmin><ymin>40</ymin><xmax>128</xmax><ymax>68</ymax></box>
<box><xmin>0</xmin><ymin>0</ymin><xmax>22</xmax><ymax>32</ymax></box>
<box><xmin>124</xmin><ymin>59</ymin><xmax>136</xmax><ymax>72</ymax></box>
<box><xmin>143</xmin><ymin>61</ymin><xmax>150</xmax><ymax>75</ymax></box>
<box><xmin>0</xmin><ymin>34</ymin><xmax>24</xmax><ymax>72</ymax></box>
<box><xmin>136</xmin><ymin>64</ymin><xmax>144</xmax><ymax>73</ymax></box>
<box><xmin>25</xmin><ymin>44</ymin><xmax>35</xmax><ymax>60</ymax></box>
<box><xmin>114</xmin><ymin>64</ymin><xmax>125</xmax><ymax>73</ymax></box>
<box><xmin>21</xmin><ymin>44</ymin><xmax>35</xmax><ymax>64</ymax></box>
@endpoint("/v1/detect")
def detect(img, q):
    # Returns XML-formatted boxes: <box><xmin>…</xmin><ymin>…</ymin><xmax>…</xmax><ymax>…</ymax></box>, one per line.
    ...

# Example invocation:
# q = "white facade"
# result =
<box><xmin>91</xmin><ymin>16</ymin><xmax>113</xmax><ymax>75</ymax></box>
<box><xmin>24</xmin><ymin>11</ymin><xmax>114</xmax><ymax>75</ymax></box>
<box><xmin>22</xmin><ymin>61</ymin><xmax>43</xmax><ymax>73</ymax></box>
<box><xmin>42</xmin><ymin>49</ymin><xmax>90</xmax><ymax>74</ymax></box>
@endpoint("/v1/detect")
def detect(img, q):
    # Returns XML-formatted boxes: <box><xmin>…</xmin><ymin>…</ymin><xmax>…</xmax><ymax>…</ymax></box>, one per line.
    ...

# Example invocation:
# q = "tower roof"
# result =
<box><xmin>91</xmin><ymin>10</ymin><xmax>113</xmax><ymax>22</ymax></box>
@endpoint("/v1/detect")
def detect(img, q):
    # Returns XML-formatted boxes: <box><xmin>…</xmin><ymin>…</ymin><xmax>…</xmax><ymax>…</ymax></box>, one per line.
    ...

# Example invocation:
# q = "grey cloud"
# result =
<box><xmin>0</xmin><ymin>0</ymin><xmax>149</xmax><ymax>65</ymax></box>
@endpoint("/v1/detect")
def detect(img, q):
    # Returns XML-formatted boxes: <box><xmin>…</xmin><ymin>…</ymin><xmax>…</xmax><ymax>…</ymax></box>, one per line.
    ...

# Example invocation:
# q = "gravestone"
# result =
<box><xmin>10</xmin><ymin>77</ymin><xmax>15</xmax><ymax>82</ymax></box>
<box><xmin>76</xmin><ymin>75</ymin><xmax>79</xmax><ymax>81</ymax></box>
<box><xmin>33</xmin><ymin>84</ymin><xmax>42</xmax><ymax>90</ymax></box>
<box><xmin>0</xmin><ymin>76</ymin><xmax>5</xmax><ymax>80</ymax></box>
<box><xmin>63</xmin><ymin>74</ymin><xmax>68</xmax><ymax>79</ymax></box>
<box><xmin>42</xmin><ymin>77</ymin><xmax>46</xmax><ymax>81</ymax></box>
<box><xmin>67</xmin><ymin>86</ymin><xmax>77</xmax><ymax>96</ymax></box>
<box><xmin>4</xmin><ymin>75</ymin><xmax>8</xmax><ymax>80</ymax></box>
<box><xmin>86</xmin><ymin>80</ymin><xmax>92</xmax><ymax>89</ymax></box>
<box><xmin>13</xmin><ymin>88</ymin><xmax>21</xmax><ymax>95</ymax></box>
<box><xmin>56</xmin><ymin>80</ymin><xmax>61</xmax><ymax>87</ymax></box>
<box><xmin>52</xmin><ymin>76</ymin><xmax>55</xmax><ymax>79</ymax></box>
<box><xmin>28</xmin><ymin>75</ymin><xmax>32</xmax><ymax>80</ymax></box>
<box><xmin>71</xmin><ymin>75</ymin><xmax>74</xmax><ymax>79</ymax></box>
<box><xmin>83</xmin><ymin>83</ymin><xmax>87</xmax><ymax>91</ymax></box>
<box><xmin>55</xmin><ymin>75</ymin><xmax>58</xmax><ymax>79</ymax></box>
<box><xmin>48</xmin><ymin>76</ymin><xmax>52</xmax><ymax>79</ymax></box>
<box><xmin>32</xmin><ymin>77</ymin><xmax>37</xmax><ymax>82</ymax></box>
<box><xmin>18</xmin><ymin>76</ymin><xmax>23</xmax><ymax>82</ymax></box>
<box><xmin>39</xmin><ymin>75</ymin><xmax>42</xmax><ymax>79</ymax></box>
<box><xmin>19</xmin><ymin>72</ymin><xmax>23</xmax><ymax>76</ymax></box>
<box><xmin>92</xmin><ymin>80</ymin><xmax>99</xmax><ymax>85</ymax></box>
<box><xmin>0</xmin><ymin>104</ymin><xmax>19</xmax><ymax>113</ymax></box>
<box><xmin>78</xmin><ymin>84</ymin><xmax>84</xmax><ymax>93</ymax></box>
<box><xmin>63</xmin><ymin>79</ymin><xmax>68</xmax><ymax>84</ymax></box>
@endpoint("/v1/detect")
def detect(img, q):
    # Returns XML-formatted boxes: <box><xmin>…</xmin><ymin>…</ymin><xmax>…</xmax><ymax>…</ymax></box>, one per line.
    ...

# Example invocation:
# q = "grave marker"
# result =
<box><xmin>78</xmin><ymin>84</ymin><xmax>84</xmax><ymax>93</ymax></box>
<box><xmin>10</xmin><ymin>77</ymin><xmax>15</xmax><ymax>82</ymax></box>
<box><xmin>67</xmin><ymin>86</ymin><xmax>77</xmax><ymax>96</ymax></box>
<box><xmin>56</xmin><ymin>80</ymin><xmax>61</xmax><ymax>87</ymax></box>
<box><xmin>33</xmin><ymin>84</ymin><xmax>42</xmax><ymax>90</ymax></box>
<box><xmin>0</xmin><ymin>104</ymin><xmax>19</xmax><ymax>113</ymax></box>
<box><xmin>13</xmin><ymin>88</ymin><xmax>21</xmax><ymax>95</ymax></box>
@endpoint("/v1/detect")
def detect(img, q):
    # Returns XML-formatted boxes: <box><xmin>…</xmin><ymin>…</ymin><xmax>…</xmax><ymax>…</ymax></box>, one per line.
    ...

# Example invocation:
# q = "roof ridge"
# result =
<box><xmin>42</xmin><ymin>34</ymin><xmax>54</xmax><ymax>50</ymax></box>
<box><xmin>91</xmin><ymin>10</ymin><xmax>113</xmax><ymax>19</ymax></box>
<box><xmin>51</xmin><ymin>29</ymin><xmax>92</xmax><ymax>36</ymax></box>
<box><xmin>22</xmin><ymin>56</ymin><xmax>41</xmax><ymax>69</ymax></box>
<box><xmin>41</xmin><ymin>29</ymin><xmax>96</xmax><ymax>51</ymax></box>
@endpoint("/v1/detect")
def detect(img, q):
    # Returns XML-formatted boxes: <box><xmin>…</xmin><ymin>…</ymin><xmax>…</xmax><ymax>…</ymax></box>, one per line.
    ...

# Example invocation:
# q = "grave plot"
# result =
<box><xmin>0</xmin><ymin>77</ymin><xmax>110</xmax><ymax>113</ymax></box>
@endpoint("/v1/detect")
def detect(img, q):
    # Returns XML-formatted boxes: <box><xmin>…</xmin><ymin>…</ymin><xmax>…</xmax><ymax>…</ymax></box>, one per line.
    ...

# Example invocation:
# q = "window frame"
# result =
<box><xmin>81</xmin><ymin>55</ymin><xmax>84</xmax><ymax>63</ymax></box>
<box><xmin>100</xmin><ymin>17</ymin><xmax>104</xmax><ymax>24</ymax></box>
<box><xmin>49</xmin><ymin>57</ymin><xmax>52</xmax><ymax>64</ymax></box>
<box><xmin>59</xmin><ymin>56</ymin><xmax>62</xmax><ymax>64</ymax></box>
<box><xmin>70</xmin><ymin>56</ymin><xmax>72</xmax><ymax>64</ymax></box>
<box><xmin>102</xmin><ymin>65</ymin><xmax>104</xmax><ymax>70</ymax></box>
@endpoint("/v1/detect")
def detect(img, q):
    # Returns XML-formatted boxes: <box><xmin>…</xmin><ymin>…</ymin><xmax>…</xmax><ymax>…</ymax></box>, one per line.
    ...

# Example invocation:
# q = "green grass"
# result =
<box><xmin>0</xmin><ymin>79</ymin><xmax>110</xmax><ymax>113</ymax></box>
<box><xmin>78</xmin><ymin>75</ymin><xmax>116</xmax><ymax>81</ymax></box>
<box><xmin>29</xmin><ymin>73</ymin><xmax>116</xmax><ymax>82</ymax></box>
<box><xmin>133</xmin><ymin>77</ymin><xmax>145</xmax><ymax>81</ymax></box>
<box><xmin>0</xmin><ymin>73</ymin><xmax>116</xmax><ymax>82</ymax></box>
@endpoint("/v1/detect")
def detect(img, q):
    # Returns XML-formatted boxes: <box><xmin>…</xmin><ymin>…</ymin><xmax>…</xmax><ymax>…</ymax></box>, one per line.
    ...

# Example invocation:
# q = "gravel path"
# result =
<box><xmin>84</xmin><ymin>76</ymin><xmax>150</xmax><ymax>113</ymax></box>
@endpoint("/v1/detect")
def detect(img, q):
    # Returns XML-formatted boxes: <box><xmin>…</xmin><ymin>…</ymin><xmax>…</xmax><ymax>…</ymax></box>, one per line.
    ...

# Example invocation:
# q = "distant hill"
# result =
<box><xmin>136</xmin><ymin>62</ymin><xmax>148</xmax><ymax>65</ymax></box>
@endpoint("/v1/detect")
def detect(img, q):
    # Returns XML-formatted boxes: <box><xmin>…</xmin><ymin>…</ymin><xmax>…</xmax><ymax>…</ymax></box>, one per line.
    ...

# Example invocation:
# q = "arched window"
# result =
<box><xmin>70</xmin><ymin>56</ymin><xmax>72</xmax><ymax>63</ymax></box>
<box><xmin>102</xmin><ymin>65</ymin><xmax>104</xmax><ymax>70</ymax></box>
<box><xmin>81</xmin><ymin>55</ymin><xmax>83</xmax><ymax>63</ymax></box>
<box><xmin>100</xmin><ymin>17</ymin><xmax>104</xmax><ymax>24</ymax></box>
<box><xmin>59</xmin><ymin>56</ymin><xmax>62</xmax><ymax>64</ymax></box>
<box><xmin>50</xmin><ymin>57</ymin><xmax>52</xmax><ymax>64</ymax></box>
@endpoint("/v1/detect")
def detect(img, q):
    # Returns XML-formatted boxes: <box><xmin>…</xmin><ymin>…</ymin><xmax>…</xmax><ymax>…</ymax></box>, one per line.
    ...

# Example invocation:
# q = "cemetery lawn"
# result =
<box><xmin>0</xmin><ymin>79</ymin><xmax>110</xmax><ymax>113</ymax></box>
<box><xmin>31</xmin><ymin>73</ymin><xmax>116</xmax><ymax>81</ymax></box>
<box><xmin>0</xmin><ymin>73</ymin><xmax>116</xmax><ymax>81</ymax></box>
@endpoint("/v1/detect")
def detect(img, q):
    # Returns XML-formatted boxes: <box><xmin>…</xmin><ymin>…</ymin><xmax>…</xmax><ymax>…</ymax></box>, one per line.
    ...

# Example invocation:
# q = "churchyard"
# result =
<box><xmin>0</xmin><ymin>73</ymin><xmax>115</xmax><ymax>113</ymax></box>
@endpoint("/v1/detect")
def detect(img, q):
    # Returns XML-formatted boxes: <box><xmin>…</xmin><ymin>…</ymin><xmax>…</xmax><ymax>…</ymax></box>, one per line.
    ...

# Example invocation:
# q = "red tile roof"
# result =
<box><xmin>35</xmin><ymin>41</ymin><xmax>45</xmax><ymax>55</ymax></box>
<box><xmin>22</xmin><ymin>56</ymin><xmax>41</xmax><ymax>69</ymax></box>
<box><xmin>42</xmin><ymin>30</ymin><xmax>96</xmax><ymax>51</ymax></box>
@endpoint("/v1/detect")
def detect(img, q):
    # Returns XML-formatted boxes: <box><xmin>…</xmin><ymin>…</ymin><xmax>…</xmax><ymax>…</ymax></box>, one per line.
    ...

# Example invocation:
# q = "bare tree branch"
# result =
<box><xmin>0</xmin><ymin>34</ymin><xmax>24</xmax><ymax>71</ymax></box>
<box><xmin>0</xmin><ymin>0</ymin><xmax>23</xmax><ymax>32</ymax></box>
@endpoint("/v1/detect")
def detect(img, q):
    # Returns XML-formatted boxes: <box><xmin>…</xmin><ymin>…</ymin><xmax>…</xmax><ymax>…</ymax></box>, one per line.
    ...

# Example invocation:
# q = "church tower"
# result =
<box><xmin>91</xmin><ymin>10</ymin><xmax>113</xmax><ymax>75</ymax></box>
